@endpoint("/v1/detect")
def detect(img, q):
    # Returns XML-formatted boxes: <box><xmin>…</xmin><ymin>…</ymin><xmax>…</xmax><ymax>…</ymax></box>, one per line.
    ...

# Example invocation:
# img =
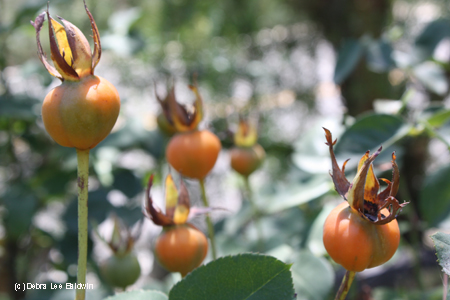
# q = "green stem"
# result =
<box><xmin>335</xmin><ymin>270</ymin><xmax>356</xmax><ymax>300</ymax></box>
<box><xmin>199</xmin><ymin>179</ymin><xmax>217</xmax><ymax>260</ymax></box>
<box><xmin>76</xmin><ymin>149</ymin><xmax>90</xmax><ymax>300</ymax></box>
<box><xmin>243</xmin><ymin>176</ymin><xmax>264</xmax><ymax>252</ymax></box>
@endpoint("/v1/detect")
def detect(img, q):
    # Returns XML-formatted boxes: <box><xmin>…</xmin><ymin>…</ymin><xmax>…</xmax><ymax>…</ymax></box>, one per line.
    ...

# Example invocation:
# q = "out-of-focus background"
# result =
<box><xmin>2</xmin><ymin>0</ymin><xmax>450</xmax><ymax>299</ymax></box>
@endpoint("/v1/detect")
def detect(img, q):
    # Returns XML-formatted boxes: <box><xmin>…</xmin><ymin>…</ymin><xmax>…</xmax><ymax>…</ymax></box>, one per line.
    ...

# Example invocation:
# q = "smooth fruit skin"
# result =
<box><xmin>230</xmin><ymin>144</ymin><xmax>265</xmax><ymax>177</ymax></box>
<box><xmin>323</xmin><ymin>202</ymin><xmax>400</xmax><ymax>272</ymax></box>
<box><xmin>166</xmin><ymin>130</ymin><xmax>221</xmax><ymax>179</ymax></box>
<box><xmin>155</xmin><ymin>225</ymin><xmax>208</xmax><ymax>277</ymax></box>
<box><xmin>42</xmin><ymin>75</ymin><xmax>120</xmax><ymax>150</ymax></box>
<box><xmin>100</xmin><ymin>252</ymin><xmax>141</xmax><ymax>289</ymax></box>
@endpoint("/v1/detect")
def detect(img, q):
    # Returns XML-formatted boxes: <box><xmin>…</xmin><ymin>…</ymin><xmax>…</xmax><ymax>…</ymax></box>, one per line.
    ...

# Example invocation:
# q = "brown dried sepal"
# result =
<box><xmin>31</xmin><ymin>0</ymin><xmax>101</xmax><ymax>81</ymax></box>
<box><xmin>144</xmin><ymin>175</ymin><xmax>175</xmax><ymax>226</ymax></box>
<box><xmin>323</xmin><ymin>128</ymin><xmax>409</xmax><ymax>225</ymax></box>
<box><xmin>323</xmin><ymin>128</ymin><xmax>350</xmax><ymax>199</ymax></box>
<box><xmin>155</xmin><ymin>76</ymin><xmax>203</xmax><ymax>133</ymax></box>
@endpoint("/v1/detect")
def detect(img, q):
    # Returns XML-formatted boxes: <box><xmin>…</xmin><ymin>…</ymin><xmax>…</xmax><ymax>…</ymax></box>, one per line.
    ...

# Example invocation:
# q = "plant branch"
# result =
<box><xmin>199</xmin><ymin>179</ymin><xmax>217</xmax><ymax>260</ymax></box>
<box><xmin>76</xmin><ymin>149</ymin><xmax>90</xmax><ymax>300</ymax></box>
<box><xmin>335</xmin><ymin>270</ymin><xmax>356</xmax><ymax>300</ymax></box>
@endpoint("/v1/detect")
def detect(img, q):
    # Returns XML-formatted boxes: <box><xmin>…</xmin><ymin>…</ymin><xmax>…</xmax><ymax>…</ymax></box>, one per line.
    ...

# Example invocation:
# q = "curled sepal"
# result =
<box><xmin>84</xmin><ymin>0</ymin><xmax>101</xmax><ymax>71</ymax></box>
<box><xmin>173</xmin><ymin>179</ymin><xmax>190</xmax><ymax>225</ymax></box>
<box><xmin>360</xmin><ymin>152</ymin><xmax>408</xmax><ymax>225</ymax></box>
<box><xmin>93</xmin><ymin>215</ymin><xmax>138</xmax><ymax>256</ymax></box>
<box><xmin>323</xmin><ymin>128</ymin><xmax>350</xmax><ymax>199</ymax></box>
<box><xmin>164</xmin><ymin>174</ymin><xmax>179</xmax><ymax>220</ymax></box>
<box><xmin>144</xmin><ymin>175</ymin><xmax>175</xmax><ymax>226</ymax></box>
<box><xmin>324</xmin><ymin>128</ymin><xmax>409</xmax><ymax>225</ymax></box>
<box><xmin>234</xmin><ymin>116</ymin><xmax>258</xmax><ymax>147</ymax></box>
<box><xmin>31</xmin><ymin>12</ymin><xmax>63</xmax><ymax>80</ymax></box>
<box><xmin>144</xmin><ymin>174</ymin><xmax>191</xmax><ymax>226</ymax></box>
<box><xmin>347</xmin><ymin>147</ymin><xmax>382</xmax><ymax>213</ymax></box>
<box><xmin>162</xmin><ymin>78</ymin><xmax>203</xmax><ymax>132</ymax></box>
<box><xmin>31</xmin><ymin>2</ymin><xmax>101</xmax><ymax>81</ymax></box>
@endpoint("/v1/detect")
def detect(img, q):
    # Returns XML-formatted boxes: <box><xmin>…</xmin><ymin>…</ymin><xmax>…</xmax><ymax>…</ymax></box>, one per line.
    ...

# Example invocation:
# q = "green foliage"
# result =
<box><xmin>419</xmin><ymin>163</ymin><xmax>450</xmax><ymax>226</ymax></box>
<box><xmin>291</xmin><ymin>250</ymin><xmax>334</xmax><ymax>300</ymax></box>
<box><xmin>431</xmin><ymin>232</ymin><xmax>450</xmax><ymax>276</ymax></box>
<box><xmin>168</xmin><ymin>254</ymin><xmax>295</xmax><ymax>300</ymax></box>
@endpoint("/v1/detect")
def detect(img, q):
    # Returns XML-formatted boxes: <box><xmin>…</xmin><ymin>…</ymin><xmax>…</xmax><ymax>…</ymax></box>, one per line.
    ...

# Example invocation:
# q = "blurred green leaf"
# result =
<box><xmin>104</xmin><ymin>290</ymin><xmax>168</xmax><ymax>300</ymax></box>
<box><xmin>3</xmin><ymin>186</ymin><xmax>38</xmax><ymax>240</ymax></box>
<box><xmin>0</xmin><ymin>95</ymin><xmax>40</xmax><ymax>120</ymax></box>
<box><xmin>334</xmin><ymin>39</ymin><xmax>364</xmax><ymax>84</ymax></box>
<box><xmin>415</xmin><ymin>19</ymin><xmax>450</xmax><ymax>57</ymax></box>
<box><xmin>63</xmin><ymin>188</ymin><xmax>112</xmax><ymax>233</ymax></box>
<box><xmin>413</xmin><ymin>62</ymin><xmax>448</xmax><ymax>95</ymax></box>
<box><xmin>419</xmin><ymin>163</ymin><xmax>450</xmax><ymax>226</ymax></box>
<box><xmin>306</xmin><ymin>203</ymin><xmax>335</xmax><ymax>256</ymax></box>
<box><xmin>430</xmin><ymin>232</ymin><xmax>450</xmax><ymax>276</ymax></box>
<box><xmin>419</xmin><ymin>104</ymin><xmax>450</xmax><ymax>127</ymax></box>
<box><xmin>259</xmin><ymin>175</ymin><xmax>330</xmax><ymax>214</ymax></box>
<box><xmin>291</xmin><ymin>250</ymin><xmax>334</xmax><ymax>300</ymax></box>
<box><xmin>112</xmin><ymin>168</ymin><xmax>142</xmax><ymax>198</ymax></box>
<box><xmin>169</xmin><ymin>254</ymin><xmax>295</xmax><ymax>300</ymax></box>
<box><xmin>425</xmin><ymin>109</ymin><xmax>450</xmax><ymax>128</ymax></box>
<box><xmin>366</xmin><ymin>38</ymin><xmax>395</xmax><ymax>73</ymax></box>
<box><xmin>334</xmin><ymin>113</ymin><xmax>408</xmax><ymax>161</ymax></box>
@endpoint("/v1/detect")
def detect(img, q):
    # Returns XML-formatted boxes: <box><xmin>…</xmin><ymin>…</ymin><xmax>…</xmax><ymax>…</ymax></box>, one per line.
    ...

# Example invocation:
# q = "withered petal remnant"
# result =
<box><xmin>323</xmin><ymin>128</ymin><xmax>408</xmax><ymax>225</ymax></box>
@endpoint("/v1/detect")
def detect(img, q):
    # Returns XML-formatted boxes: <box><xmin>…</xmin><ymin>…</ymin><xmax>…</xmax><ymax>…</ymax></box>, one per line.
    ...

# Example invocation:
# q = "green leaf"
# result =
<box><xmin>413</xmin><ymin>62</ymin><xmax>448</xmax><ymax>95</ymax></box>
<box><xmin>334</xmin><ymin>113</ymin><xmax>408</xmax><ymax>163</ymax></box>
<box><xmin>112</xmin><ymin>168</ymin><xmax>143</xmax><ymax>198</ymax></box>
<box><xmin>365</xmin><ymin>38</ymin><xmax>394</xmax><ymax>73</ymax></box>
<box><xmin>420</xmin><ymin>163</ymin><xmax>450</xmax><ymax>226</ymax></box>
<box><xmin>291</xmin><ymin>250</ymin><xmax>334</xmax><ymax>300</ymax></box>
<box><xmin>0</xmin><ymin>95</ymin><xmax>40</xmax><ymax>120</ymax></box>
<box><xmin>334</xmin><ymin>39</ymin><xmax>364</xmax><ymax>84</ymax></box>
<box><xmin>168</xmin><ymin>254</ymin><xmax>295</xmax><ymax>300</ymax></box>
<box><xmin>415</xmin><ymin>19</ymin><xmax>450</xmax><ymax>57</ymax></box>
<box><xmin>430</xmin><ymin>232</ymin><xmax>450</xmax><ymax>276</ymax></box>
<box><xmin>259</xmin><ymin>175</ymin><xmax>330</xmax><ymax>214</ymax></box>
<box><xmin>104</xmin><ymin>290</ymin><xmax>168</xmax><ymax>300</ymax></box>
<box><xmin>3</xmin><ymin>186</ymin><xmax>38</xmax><ymax>240</ymax></box>
<box><xmin>419</xmin><ymin>104</ymin><xmax>450</xmax><ymax>128</ymax></box>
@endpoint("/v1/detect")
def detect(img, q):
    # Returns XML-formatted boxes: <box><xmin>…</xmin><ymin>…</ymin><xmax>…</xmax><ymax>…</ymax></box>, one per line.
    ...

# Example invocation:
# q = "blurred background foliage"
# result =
<box><xmin>2</xmin><ymin>0</ymin><xmax>450</xmax><ymax>299</ymax></box>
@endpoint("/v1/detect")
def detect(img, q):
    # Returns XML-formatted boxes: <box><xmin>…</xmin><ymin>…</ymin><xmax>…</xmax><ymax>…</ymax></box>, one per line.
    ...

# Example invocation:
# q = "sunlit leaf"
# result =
<box><xmin>169</xmin><ymin>254</ymin><xmax>295</xmax><ymax>300</ymax></box>
<box><xmin>430</xmin><ymin>232</ymin><xmax>450</xmax><ymax>276</ymax></box>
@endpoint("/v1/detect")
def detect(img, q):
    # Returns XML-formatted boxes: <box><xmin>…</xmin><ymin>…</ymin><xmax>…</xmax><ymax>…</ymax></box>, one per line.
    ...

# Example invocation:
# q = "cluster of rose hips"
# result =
<box><xmin>31</xmin><ymin>3</ymin><xmax>407</xmax><ymax>298</ymax></box>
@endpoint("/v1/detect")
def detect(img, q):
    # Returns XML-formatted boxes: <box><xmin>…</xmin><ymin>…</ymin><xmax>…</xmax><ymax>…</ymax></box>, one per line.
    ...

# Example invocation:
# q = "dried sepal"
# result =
<box><xmin>145</xmin><ymin>175</ymin><xmax>175</xmax><ymax>226</ymax></box>
<box><xmin>84</xmin><ymin>0</ymin><xmax>101</xmax><ymax>71</ymax></box>
<box><xmin>31</xmin><ymin>2</ymin><xmax>101</xmax><ymax>81</ymax></box>
<box><xmin>234</xmin><ymin>116</ymin><xmax>258</xmax><ymax>147</ymax></box>
<box><xmin>58</xmin><ymin>16</ymin><xmax>92</xmax><ymax>78</ymax></box>
<box><xmin>173</xmin><ymin>179</ymin><xmax>190</xmax><ymax>225</ymax></box>
<box><xmin>31</xmin><ymin>12</ymin><xmax>62</xmax><ymax>80</ymax></box>
<box><xmin>47</xmin><ymin>11</ymin><xmax>80</xmax><ymax>81</ymax></box>
<box><xmin>323</xmin><ymin>128</ymin><xmax>350</xmax><ymax>199</ymax></box>
<box><xmin>94</xmin><ymin>214</ymin><xmax>137</xmax><ymax>255</ymax></box>
<box><xmin>323</xmin><ymin>128</ymin><xmax>408</xmax><ymax>225</ymax></box>
<box><xmin>144</xmin><ymin>174</ymin><xmax>191</xmax><ymax>226</ymax></box>
<box><xmin>164</xmin><ymin>174</ymin><xmax>179</xmax><ymax>220</ymax></box>
<box><xmin>346</xmin><ymin>147</ymin><xmax>381</xmax><ymax>213</ymax></box>
<box><xmin>155</xmin><ymin>77</ymin><xmax>203</xmax><ymax>133</ymax></box>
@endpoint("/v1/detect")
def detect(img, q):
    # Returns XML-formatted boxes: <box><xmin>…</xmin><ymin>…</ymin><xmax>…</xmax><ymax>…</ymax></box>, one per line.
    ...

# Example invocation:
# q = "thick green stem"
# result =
<box><xmin>199</xmin><ymin>179</ymin><xmax>217</xmax><ymax>260</ymax></box>
<box><xmin>76</xmin><ymin>149</ymin><xmax>90</xmax><ymax>300</ymax></box>
<box><xmin>335</xmin><ymin>270</ymin><xmax>356</xmax><ymax>300</ymax></box>
<box><xmin>243</xmin><ymin>176</ymin><xmax>264</xmax><ymax>252</ymax></box>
